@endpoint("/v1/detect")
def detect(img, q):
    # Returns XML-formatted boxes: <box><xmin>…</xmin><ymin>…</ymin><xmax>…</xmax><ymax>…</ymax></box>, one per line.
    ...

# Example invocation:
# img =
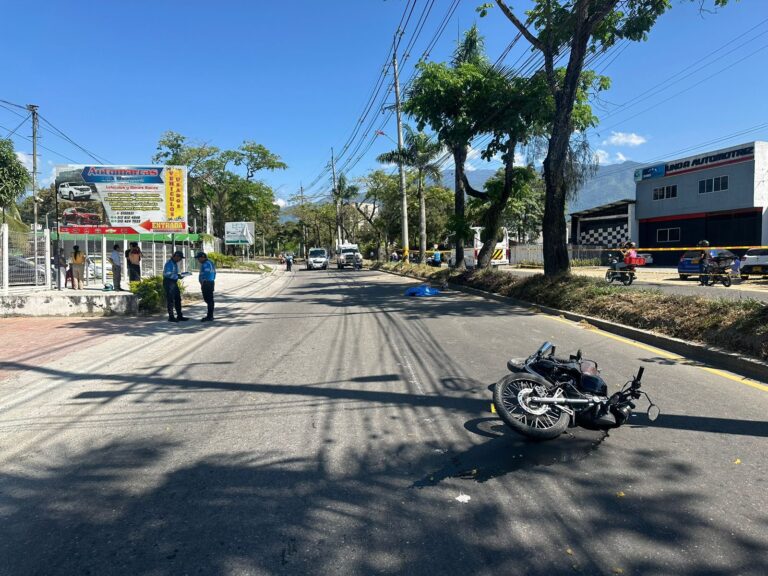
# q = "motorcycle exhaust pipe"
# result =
<box><xmin>530</xmin><ymin>397</ymin><xmax>596</xmax><ymax>405</ymax></box>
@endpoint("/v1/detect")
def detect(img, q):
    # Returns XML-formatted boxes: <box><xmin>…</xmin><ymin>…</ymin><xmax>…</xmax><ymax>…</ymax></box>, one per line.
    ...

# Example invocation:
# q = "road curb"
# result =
<box><xmin>375</xmin><ymin>267</ymin><xmax>768</xmax><ymax>384</ymax></box>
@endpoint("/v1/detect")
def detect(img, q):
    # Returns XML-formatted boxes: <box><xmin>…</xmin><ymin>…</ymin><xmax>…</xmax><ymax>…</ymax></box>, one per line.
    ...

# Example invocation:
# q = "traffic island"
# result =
<box><xmin>0</xmin><ymin>290</ymin><xmax>137</xmax><ymax>317</ymax></box>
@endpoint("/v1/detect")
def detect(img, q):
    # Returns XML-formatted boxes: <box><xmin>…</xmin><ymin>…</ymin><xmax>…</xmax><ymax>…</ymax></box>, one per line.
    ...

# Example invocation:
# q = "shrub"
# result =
<box><xmin>130</xmin><ymin>276</ymin><xmax>165</xmax><ymax>313</ymax></box>
<box><xmin>207</xmin><ymin>252</ymin><xmax>237</xmax><ymax>268</ymax></box>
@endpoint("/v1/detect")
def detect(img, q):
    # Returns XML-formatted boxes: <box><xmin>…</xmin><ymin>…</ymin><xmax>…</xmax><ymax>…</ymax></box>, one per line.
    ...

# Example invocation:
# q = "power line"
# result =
<box><xmin>4</xmin><ymin>114</ymin><xmax>30</xmax><ymax>138</ymax></box>
<box><xmin>38</xmin><ymin>114</ymin><xmax>112</xmax><ymax>164</ymax></box>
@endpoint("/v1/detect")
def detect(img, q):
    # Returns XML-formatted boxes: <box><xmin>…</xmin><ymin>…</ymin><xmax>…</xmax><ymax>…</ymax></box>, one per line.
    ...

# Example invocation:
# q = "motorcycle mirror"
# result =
<box><xmin>537</xmin><ymin>341</ymin><xmax>553</xmax><ymax>357</ymax></box>
<box><xmin>647</xmin><ymin>404</ymin><xmax>660</xmax><ymax>422</ymax></box>
<box><xmin>576</xmin><ymin>349</ymin><xmax>582</xmax><ymax>362</ymax></box>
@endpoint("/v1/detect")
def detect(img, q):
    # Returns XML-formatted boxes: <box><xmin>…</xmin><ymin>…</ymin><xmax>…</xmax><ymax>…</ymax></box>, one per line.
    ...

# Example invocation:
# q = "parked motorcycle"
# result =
<box><xmin>491</xmin><ymin>342</ymin><xmax>658</xmax><ymax>440</ymax></box>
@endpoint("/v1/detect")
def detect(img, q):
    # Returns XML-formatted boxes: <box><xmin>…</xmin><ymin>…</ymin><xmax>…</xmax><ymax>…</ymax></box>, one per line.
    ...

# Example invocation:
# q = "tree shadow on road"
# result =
<box><xmin>2</xmin><ymin>433</ymin><xmax>765</xmax><ymax>576</ymax></box>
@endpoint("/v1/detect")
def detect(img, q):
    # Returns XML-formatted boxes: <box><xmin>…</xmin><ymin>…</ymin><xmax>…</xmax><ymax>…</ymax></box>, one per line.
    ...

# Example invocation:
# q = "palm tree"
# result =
<box><xmin>334</xmin><ymin>173</ymin><xmax>359</xmax><ymax>243</ymax></box>
<box><xmin>377</xmin><ymin>126</ymin><xmax>443</xmax><ymax>262</ymax></box>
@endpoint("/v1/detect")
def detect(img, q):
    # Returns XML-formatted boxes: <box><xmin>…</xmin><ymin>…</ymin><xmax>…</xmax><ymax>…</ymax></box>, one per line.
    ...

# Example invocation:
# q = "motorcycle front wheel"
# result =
<box><xmin>493</xmin><ymin>373</ymin><xmax>570</xmax><ymax>440</ymax></box>
<box><xmin>605</xmin><ymin>270</ymin><xmax>615</xmax><ymax>284</ymax></box>
<box><xmin>722</xmin><ymin>275</ymin><xmax>732</xmax><ymax>287</ymax></box>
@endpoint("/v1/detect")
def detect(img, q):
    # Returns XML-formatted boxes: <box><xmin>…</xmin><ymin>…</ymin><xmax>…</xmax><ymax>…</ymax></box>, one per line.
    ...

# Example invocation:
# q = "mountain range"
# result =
<box><xmin>440</xmin><ymin>160</ymin><xmax>642</xmax><ymax>214</ymax></box>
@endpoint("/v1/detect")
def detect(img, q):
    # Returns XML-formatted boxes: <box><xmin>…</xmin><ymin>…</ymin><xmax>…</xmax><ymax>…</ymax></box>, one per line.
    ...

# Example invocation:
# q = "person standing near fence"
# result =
<box><xmin>196</xmin><ymin>252</ymin><xmax>216</xmax><ymax>322</ymax></box>
<box><xmin>109</xmin><ymin>243</ymin><xmax>123</xmax><ymax>291</ymax></box>
<box><xmin>126</xmin><ymin>242</ymin><xmax>142</xmax><ymax>282</ymax></box>
<box><xmin>163</xmin><ymin>250</ymin><xmax>189</xmax><ymax>323</ymax></box>
<box><xmin>70</xmin><ymin>245</ymin><xmax>86</xmax><ymax>290</ymax></box>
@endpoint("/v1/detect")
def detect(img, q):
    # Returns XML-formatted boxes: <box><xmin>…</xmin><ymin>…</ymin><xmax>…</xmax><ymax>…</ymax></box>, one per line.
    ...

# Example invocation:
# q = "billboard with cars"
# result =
<box><xmin>54</xmin><ymin>165</ymin><xmax>188</xmax><ymax>235</ymax></box>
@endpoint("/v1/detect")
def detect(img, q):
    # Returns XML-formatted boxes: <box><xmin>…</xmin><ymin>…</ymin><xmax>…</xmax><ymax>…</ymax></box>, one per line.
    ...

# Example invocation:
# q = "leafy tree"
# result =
<box><xmin>18</xmin><ymin>183</ymin><xmax>56</xmax><ymax>226</ymax></box>
<box><xmin>232</xmin><ymin>141</ymin><xmax>287</xmax><ymax>181</ymax></box>
<box><xmin>377</xmin><ymin>126</ymin><xmax>443</xmax><ymax>262</ymax></box>
<box><xmin>405</xmin><ymin>26</ymin><xmax>489</xmax><ymax>268</ymax></box>
<box><xmin>153</xmin><ymin>131</ymin><xmax>285</xmax><ymax>239</ymax></box>
<box><xmin>486</xmin><ymin>0</ymin><xmax>730</xmax><ymax>276</ymax></box>
<box><xmin>464</xmin><ymin>63</ymin><xmax>603</xmax><ymax>268</ymax></box>
<box><xmin>0</xmin><ymin>139</ymin><xmax>29</xmax><ymax>224</ymax></box>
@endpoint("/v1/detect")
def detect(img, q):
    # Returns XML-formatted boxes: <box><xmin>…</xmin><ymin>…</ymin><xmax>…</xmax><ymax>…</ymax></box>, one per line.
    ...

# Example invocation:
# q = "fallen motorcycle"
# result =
<box><xmin>491</xmin><ymin>342</ymin><xmax>658</xmax><ymax>440</ymax></box>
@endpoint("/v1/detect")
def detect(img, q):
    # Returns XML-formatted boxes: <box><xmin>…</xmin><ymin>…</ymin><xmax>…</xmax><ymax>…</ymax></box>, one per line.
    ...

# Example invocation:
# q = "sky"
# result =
<box><xmin>2</xmin><ymin>0</ymin><xmax>767</xmax><ymax>208</ymax></box>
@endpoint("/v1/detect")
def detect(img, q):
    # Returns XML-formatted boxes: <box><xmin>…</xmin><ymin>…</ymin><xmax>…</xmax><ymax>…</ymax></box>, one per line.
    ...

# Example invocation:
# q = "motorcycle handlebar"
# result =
<box><xmin>636</xmin><ymin>367</ymin><xmax>644</xmax><ymax>382</ymax></box>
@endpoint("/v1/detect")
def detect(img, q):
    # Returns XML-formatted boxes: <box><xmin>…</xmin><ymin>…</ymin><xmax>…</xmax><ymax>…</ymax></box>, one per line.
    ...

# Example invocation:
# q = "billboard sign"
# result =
<box><xmin>634</xmin><ymin>164</ymin><xmax>666</xmax><ymax>182</ymax></box>
<box><xmin>54</xmin><ymin>165</ymin><xmax>188</xmax><ymax>234</ymax></box>
<box><xmin>225</xmin><ymin>221</ymin><xmax>256</xmax><ymax>245</ymax></box>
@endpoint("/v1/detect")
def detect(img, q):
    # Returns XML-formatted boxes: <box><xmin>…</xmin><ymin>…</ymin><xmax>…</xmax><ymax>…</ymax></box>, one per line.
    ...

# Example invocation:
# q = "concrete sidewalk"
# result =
<box><xmin>0</xmin><ymin>271</ymin><xmax>275</xmax><ymax>383</ymax></box>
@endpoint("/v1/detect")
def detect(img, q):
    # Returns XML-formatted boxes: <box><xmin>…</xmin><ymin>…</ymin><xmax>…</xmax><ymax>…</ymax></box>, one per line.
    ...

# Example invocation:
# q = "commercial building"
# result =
<box><xmin>634</xmin><ymin>142</ymin><xmax>767</xmax><ymax>263</ymax></box>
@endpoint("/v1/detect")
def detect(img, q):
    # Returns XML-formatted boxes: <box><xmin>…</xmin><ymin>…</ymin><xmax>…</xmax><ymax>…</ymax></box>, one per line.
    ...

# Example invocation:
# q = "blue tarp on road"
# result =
<box><xmin>405</xmin><ymin>284</ymin><xmax>441</xmax><ymax>297</ymax></box>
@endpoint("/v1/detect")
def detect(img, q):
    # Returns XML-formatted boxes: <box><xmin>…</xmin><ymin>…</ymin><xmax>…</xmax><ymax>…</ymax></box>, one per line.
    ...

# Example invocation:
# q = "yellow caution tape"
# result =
<box><xmin>634</xmin><ymin>245</ymin><xmax>768</xmax><ymax>252</ymax></box>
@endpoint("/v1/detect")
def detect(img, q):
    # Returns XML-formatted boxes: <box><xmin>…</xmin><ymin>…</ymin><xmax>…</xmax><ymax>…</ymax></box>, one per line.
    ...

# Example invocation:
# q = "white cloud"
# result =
<box><xmin>602</xmin><ymin>131</ymin><xmax>646</xmax><ymax>147</ymax></box>
<box><xmin>595</xmin><ymin>149</ymin><xmax>630</xmax><ymax>165</ymax></box>
<box><xmin>273</xmin><ymin>198</ymin><xmax>288</xmax><ymax>208</ymax></box>
<box><xmin>15</xmin><ymin>151</ymin><xmax>33</xmax><ymax>172</ymax></box>
<box><xmin>42</xmin><ymin>166</ymin><xmax>57</xmax><ymax>187</ymax></box>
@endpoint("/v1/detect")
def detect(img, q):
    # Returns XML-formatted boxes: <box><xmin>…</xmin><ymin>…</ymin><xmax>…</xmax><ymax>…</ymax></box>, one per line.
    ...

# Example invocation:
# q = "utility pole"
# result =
<box><xmin>300</xmin><ymin>183</ymin><xmax>307</xmax><ymax>258</ymax></box>
<box><xmin>392</xmin><ymin>34</ymin><xmax>409</xmax><ymax>260</ymax></box>
<box><xmin>331</xmin><ymin>148</ymin><xmax>341</xmax><ymax>247</ymax></box>
<box><xmin>27</xmin><ymin>104</ymin><xmax>40</xmax><ymax>286</ymax></box>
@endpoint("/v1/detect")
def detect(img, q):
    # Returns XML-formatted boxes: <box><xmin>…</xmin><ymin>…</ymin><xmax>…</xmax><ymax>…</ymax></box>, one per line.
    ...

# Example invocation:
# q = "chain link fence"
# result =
<box><xmin>1</xmin><ymin>225</ymin><xmax>50</xmax><ymax>292</ymax></box>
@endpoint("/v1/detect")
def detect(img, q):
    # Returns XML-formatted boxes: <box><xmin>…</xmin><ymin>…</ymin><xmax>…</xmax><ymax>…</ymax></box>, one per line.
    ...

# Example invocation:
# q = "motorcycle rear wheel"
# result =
<box><xmin>493</xmin><ymin>373</ymin><xmax>570</xmax><ymax>440</ymax></box>
<box><xmin>621</xmin><ymin>274</ymin><xmax>633</xmax><ymax>286</ymax></box>
<box><xmin>722</xmin><ymin>275</ymin><xmax>732</xmax><ymax>287</ymax></box>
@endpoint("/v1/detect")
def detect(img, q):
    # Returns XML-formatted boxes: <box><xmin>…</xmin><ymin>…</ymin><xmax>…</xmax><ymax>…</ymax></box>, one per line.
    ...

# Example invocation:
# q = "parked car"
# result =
<box><xmin>678</xmin><ymin>249</ymin><xmax>736</xmax><ymax>280</ymax></box>
<box><xmin>62</xmin><ymin>207</ymin><xmax>100</xmax><ymax>226</ymax></box>
<box><xmin>86</xmin><ymin>257</ymin><xmax>113</xmax><ymax>280</ymax></box>
<box><xmin>9</xmin><ymin>255</ymin><xmax>46</xmax><ymax>285</ymax></box>
<box><xmin>58</xmin><ymin>182</ymin><xmax>92</xmax><ymax>201</ymax></box>
<box><xmin>637</xmin><ymin>252</ymin><xmax>654</xmax><ymax>265</ymax></box>
<box><xmin>739</xmin><ymin>248</ymin><xmax>768</xmax><ymax>279</ymax></box>
<box><xmin>306</xmin><ymin>248</ymin><xmax>329</xmax><ymax>270</ymax></box>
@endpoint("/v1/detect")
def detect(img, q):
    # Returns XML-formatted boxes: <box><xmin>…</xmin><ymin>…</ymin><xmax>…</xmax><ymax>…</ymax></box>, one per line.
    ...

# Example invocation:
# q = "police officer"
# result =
<box><xmin>196</xmin><ymin>252</ymin><xmax>216</xmax><ymax>322</ymax></box>
<box><xmin>163</xmin><ymin>250</ymin><xmax>189</xmax><ymax>322</ymax></box>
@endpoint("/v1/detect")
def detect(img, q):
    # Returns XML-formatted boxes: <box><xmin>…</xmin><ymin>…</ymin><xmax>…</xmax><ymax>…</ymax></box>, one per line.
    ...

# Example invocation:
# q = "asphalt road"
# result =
<box><xmin>1</xmin><ymin>269</ymin><xmax>766</xmax><ymax>576</ymax></box>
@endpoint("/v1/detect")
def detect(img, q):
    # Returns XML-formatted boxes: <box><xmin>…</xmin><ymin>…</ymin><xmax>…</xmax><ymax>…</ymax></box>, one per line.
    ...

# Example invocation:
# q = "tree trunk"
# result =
<box><xmin>418</xmin><ymin>178</ymin><xmax>427</xmax><ymax>263</ymax></box>
<box><xmin>452</xmin><ymin>145</ymin><xmax>468</xmax><ymax>269</ymax></box>
<box><xmin>477</xmin><ymin>149</ymin><xmax>516</xmax><ymax>268</ymax></box>
<box><xmin>542</xmin><ymin>17</ymin><xmax>591</xmax><ymax>277</ymax></box>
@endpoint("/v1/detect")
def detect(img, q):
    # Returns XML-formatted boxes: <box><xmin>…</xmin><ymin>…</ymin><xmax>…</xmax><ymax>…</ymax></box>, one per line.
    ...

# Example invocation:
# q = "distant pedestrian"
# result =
<box><xmin>163</xmin><ymin>250</ymin><xmax>189</xmax><ymax>323</ymax></box>
<box><xmin>390</xmin><ymin>250</ymin><xmax>399</xmax><ymax>262</ymax></box>
<box><xmin>70</xmin><ymin>245</ymin><xmax>86</xmax><ymax>290</ymax></box>
<box><xmin>196</xmin><ymin>252</ymin><xmax>216</xmax><ymax>322</ymax></box>
<box><xmin>109</xmin><ymin>243</ymin><xmax>123</xmax><ymax>291</ymax></box>
<box><xmin>126</xmin><ymin>242</ymin><xmax>142</xmax><ymax>282</ymax></box>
